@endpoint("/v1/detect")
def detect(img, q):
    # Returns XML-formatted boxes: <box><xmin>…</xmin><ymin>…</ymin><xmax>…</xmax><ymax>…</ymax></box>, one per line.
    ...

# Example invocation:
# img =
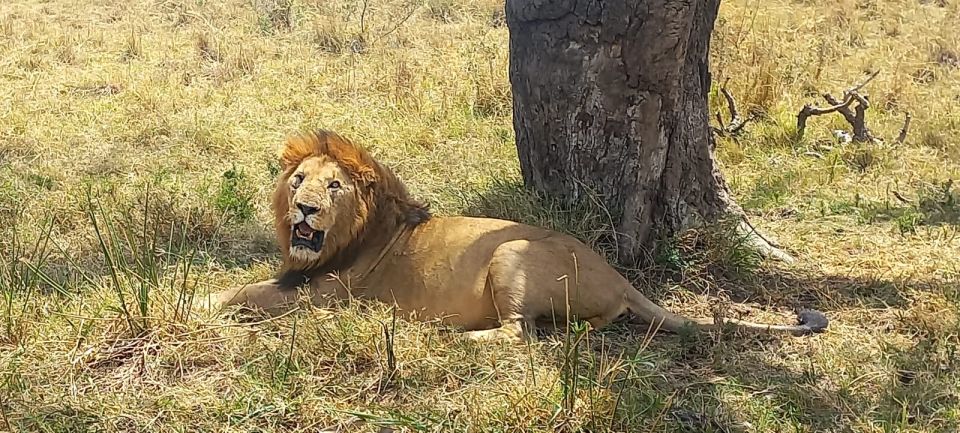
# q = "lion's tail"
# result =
<box><xmin>623</xmin><ymin>287</ymin><xmax>828</xmax><ymax>336</ymax></box>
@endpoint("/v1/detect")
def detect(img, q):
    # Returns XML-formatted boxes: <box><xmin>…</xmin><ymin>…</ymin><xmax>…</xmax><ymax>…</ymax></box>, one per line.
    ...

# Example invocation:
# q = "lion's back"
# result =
<box><xmin>408</xmin><ymin>216</ymin><xmax>559</xmax><ymax>254</ymax></box>
<box><xmin>376</xmin><ymin>215</ymin><xmax>561</xmax><ymax>291</ymax></box>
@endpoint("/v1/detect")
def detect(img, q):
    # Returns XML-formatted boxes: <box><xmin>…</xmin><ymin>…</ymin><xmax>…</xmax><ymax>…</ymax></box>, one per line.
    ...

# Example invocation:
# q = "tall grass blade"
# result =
<box><xmin>85</xmin><ymin>187</ymin><xmax>139</xmax><ymax>334</ymax></box>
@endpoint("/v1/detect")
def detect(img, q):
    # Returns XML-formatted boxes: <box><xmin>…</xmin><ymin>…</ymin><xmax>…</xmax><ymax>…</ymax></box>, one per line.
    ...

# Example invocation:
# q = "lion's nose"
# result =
<box><xmin>296</xmin><ymin>202</ymin><xmax>320</xmax><ymax>216</ymax></box>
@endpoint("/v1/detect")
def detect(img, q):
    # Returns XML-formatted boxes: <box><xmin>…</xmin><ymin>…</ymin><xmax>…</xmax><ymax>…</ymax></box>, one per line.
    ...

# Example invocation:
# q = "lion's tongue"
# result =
<box><xmin>296</xmin><ymin>222</ymin><xmax>316</xmax><ymax>238</ymax></box>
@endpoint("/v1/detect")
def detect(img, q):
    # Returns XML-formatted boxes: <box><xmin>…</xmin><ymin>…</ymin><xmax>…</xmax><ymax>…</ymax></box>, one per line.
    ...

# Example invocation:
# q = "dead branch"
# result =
<box><xmin>846</xmin><ymin>69</ymin><xmax>880</xmax><ymax>95</ymax></box>
<box><xmin>823</xmin><ymin>91</ymin><xmax>873</xmax><ymax>142</ymax></box>
<box><xmin>796</xmin><ymin>94</ymin><xmax>855</xmax><ymax>136</ymax></box>
<box><xmin>892</xmin><ymin>190</ymin><xmax>911</xmax><ymax>204</ymax></box>
<box><xmin>373</xmin><ymin>2</ymin><xmax>422</xmax><ymax>44</ymax></box>
<box><xmin>897</xmin><ymin>112</ymin><xmax>912</xmax><ymax>144</ymax></box>
<box><xmin>721</xmin><ymin>87</ymin><xmax>742</xmax><ymax>127</ymax></box>
<box><xmin>821</xmin><ymin>93</ymin><xmax>858</xmax><ymax>128</ymax></box>
<box><xmin>712</xmin><ymin>86</ymin><xmax>754</xmax><ymax>137</ymax></box>
<box><xmin>359</xmin><ymin>0</ymin><xmax>369</xmax><ymax>36</ymax></box>
<box><xmin>794</xmin><ymin>70</ymin><xmax>903</xmax><ymax>144</ymax></box>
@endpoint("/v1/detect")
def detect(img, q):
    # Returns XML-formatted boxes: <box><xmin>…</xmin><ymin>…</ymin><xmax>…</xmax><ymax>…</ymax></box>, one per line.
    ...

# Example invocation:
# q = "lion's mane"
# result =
<box><xmin>272</xmin><ymin>130</ymin><xmax>430</xmax><ymax>283</ymax></box>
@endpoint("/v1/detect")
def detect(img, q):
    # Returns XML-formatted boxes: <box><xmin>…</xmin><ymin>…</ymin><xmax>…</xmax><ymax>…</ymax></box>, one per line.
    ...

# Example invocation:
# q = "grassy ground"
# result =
<box><xmin>1</xmin><ymin>0</ymin><xmax>958</xmax><ymax>431</ymax></box>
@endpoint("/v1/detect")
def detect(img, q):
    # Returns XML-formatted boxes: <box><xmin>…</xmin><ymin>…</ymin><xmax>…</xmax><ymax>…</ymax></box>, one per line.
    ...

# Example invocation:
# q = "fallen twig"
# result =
<box><xmin>897</xmin><ymin>112</ymin><xmax>912</xmax><ymax>144</ymax></box>
<box><xmin>892</xmin><ymin>190</ymin><xmax>911</xmax><ymax>204</ymax></box>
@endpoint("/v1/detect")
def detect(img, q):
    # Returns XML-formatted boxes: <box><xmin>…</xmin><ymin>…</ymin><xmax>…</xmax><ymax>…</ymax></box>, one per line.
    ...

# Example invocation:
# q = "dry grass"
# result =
<box><xmin>1</xmin><ymin>0</ymin><xmax>959</xmax><ymax>431</ymax></box>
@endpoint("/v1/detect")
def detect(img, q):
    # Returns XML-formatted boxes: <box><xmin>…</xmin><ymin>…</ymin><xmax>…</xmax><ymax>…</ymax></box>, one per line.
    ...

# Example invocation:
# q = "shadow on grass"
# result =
<box><xmin>459</xmin><ymin>178</ymin><xmax>960</xmax><ymax>432</ymax></box>
<box><xmin>816</xmin><ymin>182</ymin><xmax>960</xmax><ymax>231</ymax></box>
<box><xmin>461</xmin><ymin>178</ymin><xmax>929</xmax><ymax>310</ymax></box>
<box><xmin>8</xmin><ymin>178</ymin><xmax>955</xmax><ymax>432</ymax></box>
<box><xmin>858</xmin><ymin>198</ymin><xmax>960</xmax><ymax>228</ymax></box>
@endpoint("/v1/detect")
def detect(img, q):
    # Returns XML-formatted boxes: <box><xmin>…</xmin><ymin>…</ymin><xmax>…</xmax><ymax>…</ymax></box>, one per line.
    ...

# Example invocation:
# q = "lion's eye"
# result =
<box><xmin>328</xmin><ymin>180</ymin><xmax>341</xmax><ymax>190</ymax></box>
<box><xmin>292</xmin><ymin>174</ymin><xmax>304</xmax><ymax>189</ymax></box>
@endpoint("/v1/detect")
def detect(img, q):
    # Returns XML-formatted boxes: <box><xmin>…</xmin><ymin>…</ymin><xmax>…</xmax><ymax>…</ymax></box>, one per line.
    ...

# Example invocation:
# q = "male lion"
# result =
<box><xmin>212</xmin><ymin>130</ymin><xmax>828</xmax><ymax>341</ymax></box>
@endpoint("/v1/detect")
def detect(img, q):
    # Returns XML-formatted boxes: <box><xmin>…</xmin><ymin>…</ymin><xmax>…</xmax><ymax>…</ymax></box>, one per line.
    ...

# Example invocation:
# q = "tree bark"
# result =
<box><xmin>507</xmin><ymin>0</ymin><xmax>764</xmax><ymax>266</ymax></box>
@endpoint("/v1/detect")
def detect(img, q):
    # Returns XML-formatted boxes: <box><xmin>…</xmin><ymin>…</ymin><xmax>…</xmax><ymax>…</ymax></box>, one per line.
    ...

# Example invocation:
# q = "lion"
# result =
<box><xmin>211</xmin><ymin>130</ymin><xmax>829</xmax><ymax>341</ymax></box>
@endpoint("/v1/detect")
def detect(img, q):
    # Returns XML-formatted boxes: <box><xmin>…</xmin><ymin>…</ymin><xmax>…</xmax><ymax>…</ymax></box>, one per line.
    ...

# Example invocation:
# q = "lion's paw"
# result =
<box><xmin>461</xmin><ymin>327</ymin><xmax>526</xmax><ymax>343</ymax></box>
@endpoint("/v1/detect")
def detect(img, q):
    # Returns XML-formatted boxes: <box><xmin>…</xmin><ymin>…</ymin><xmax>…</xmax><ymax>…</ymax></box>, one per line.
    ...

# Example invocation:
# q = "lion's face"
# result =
<box><xmin>283</xmin><ymin>156</ymin><xmax>360</xmax><ymax>262</ymax></box>
<box><xmin>273</xmin><ymin>130</ymin><xmax>427</xmax><ymax>271</ymax></box>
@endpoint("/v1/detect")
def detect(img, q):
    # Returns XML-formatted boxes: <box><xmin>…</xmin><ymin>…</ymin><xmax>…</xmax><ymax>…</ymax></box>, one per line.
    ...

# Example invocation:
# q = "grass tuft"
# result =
<box><xmin>215</xmin><ymin>165</ymin><xmax>256</xmax><ymax>224</ymax></box>
<box><xmin>121</xmin><ymin>29</ymin><xmax>143</xmax><ymax>61</ymax></box>
<box><xmin>253</xmin><ymin>0</ymin><xmax>296</xmax><ymax>33</ymax></box>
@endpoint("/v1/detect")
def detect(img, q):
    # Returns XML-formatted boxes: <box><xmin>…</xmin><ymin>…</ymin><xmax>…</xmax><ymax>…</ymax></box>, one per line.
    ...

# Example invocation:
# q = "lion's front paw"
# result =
<box><xmin>461</xmin><ymin>326</ymin><xmax>528</xmax><ymax>343</ymax></box>
<box><xmin>208</xmin><ymin>280</ymin><xmax>303</xmax><ymax>316</ymax></box>
<box><xmin>211</xmin><ymin>286</ymin><xmax>246</xmax><ymax>309</ymax></box>
<box><xmin>191</xmin><ymin>294</ymin><xmax>216</xmax><ymax>313</ymax></box>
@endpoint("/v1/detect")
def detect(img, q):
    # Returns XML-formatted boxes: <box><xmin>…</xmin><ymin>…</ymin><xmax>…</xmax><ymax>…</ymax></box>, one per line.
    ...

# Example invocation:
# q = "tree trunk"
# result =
<box><xmin>507</xmin><ymin>0</ymin><xmax>773</xmax><ymax>266</ymax></box>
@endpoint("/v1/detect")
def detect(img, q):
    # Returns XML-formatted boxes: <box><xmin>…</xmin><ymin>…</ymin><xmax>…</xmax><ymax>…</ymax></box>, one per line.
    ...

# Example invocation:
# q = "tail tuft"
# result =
<box><xmin>797</xmin><ymin>309</ymin><xmax>829</xmax><ymax>334</ymax></box>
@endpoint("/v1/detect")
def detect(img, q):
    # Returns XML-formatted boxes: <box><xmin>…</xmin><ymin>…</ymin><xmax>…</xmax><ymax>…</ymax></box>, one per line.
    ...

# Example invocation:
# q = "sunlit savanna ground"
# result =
<box><xmin>1</xmin><ymin>0</ymin><xmax>958</xmax><ymax>431</ymax></box>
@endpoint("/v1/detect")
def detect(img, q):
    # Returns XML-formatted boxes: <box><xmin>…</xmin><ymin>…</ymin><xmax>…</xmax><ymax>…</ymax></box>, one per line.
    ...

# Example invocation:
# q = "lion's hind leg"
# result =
<box><xmin>460</xmin><ymin>240</ymin><xmax>540</xmax><ymax>343</ymax></box>
<box><xmin>461</xmin><ymin>237</ymin><xmax>637</xmax><ymax>343</ymax></box>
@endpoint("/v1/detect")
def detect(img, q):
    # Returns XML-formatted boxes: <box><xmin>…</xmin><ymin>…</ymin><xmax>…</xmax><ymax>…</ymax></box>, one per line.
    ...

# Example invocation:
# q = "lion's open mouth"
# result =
<box><xmin>291</xmin><ymin>221</ymin><xmax>325</xmax><ymax>252</ymax></box>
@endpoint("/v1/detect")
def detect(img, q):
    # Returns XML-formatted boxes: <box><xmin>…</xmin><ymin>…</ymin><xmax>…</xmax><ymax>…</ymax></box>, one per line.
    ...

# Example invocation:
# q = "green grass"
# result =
<box><xmin>1</xmin><ymin>0</ymin><xmax>959</xmax><ymax>431</ymax></box>
<box><xmin>215</xmin><ymin>165</ymin><xmax>257</xmax><ymax>224</ymax></box>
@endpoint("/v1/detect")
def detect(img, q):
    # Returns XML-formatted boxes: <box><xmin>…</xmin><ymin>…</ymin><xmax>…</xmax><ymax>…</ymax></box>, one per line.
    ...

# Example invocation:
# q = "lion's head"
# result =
<box><xmin>272</xmin><ymin>130</ymin><xmax>430</xmax><ymax>273</ymax></box>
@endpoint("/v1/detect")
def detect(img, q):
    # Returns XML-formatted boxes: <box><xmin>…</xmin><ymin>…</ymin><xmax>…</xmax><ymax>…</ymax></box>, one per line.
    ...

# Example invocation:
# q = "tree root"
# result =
<box><xmin>737</xmin><ymin>216</ymin><xmax>795</xmax><ymax>264</ymax></box>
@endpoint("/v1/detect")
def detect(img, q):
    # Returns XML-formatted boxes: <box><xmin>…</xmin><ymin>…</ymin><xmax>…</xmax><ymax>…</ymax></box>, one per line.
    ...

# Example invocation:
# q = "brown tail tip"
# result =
<box><xmin>797</xmin><ymin>309</ymin><xmax>829</xmax><ymax>334</ymax></box>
